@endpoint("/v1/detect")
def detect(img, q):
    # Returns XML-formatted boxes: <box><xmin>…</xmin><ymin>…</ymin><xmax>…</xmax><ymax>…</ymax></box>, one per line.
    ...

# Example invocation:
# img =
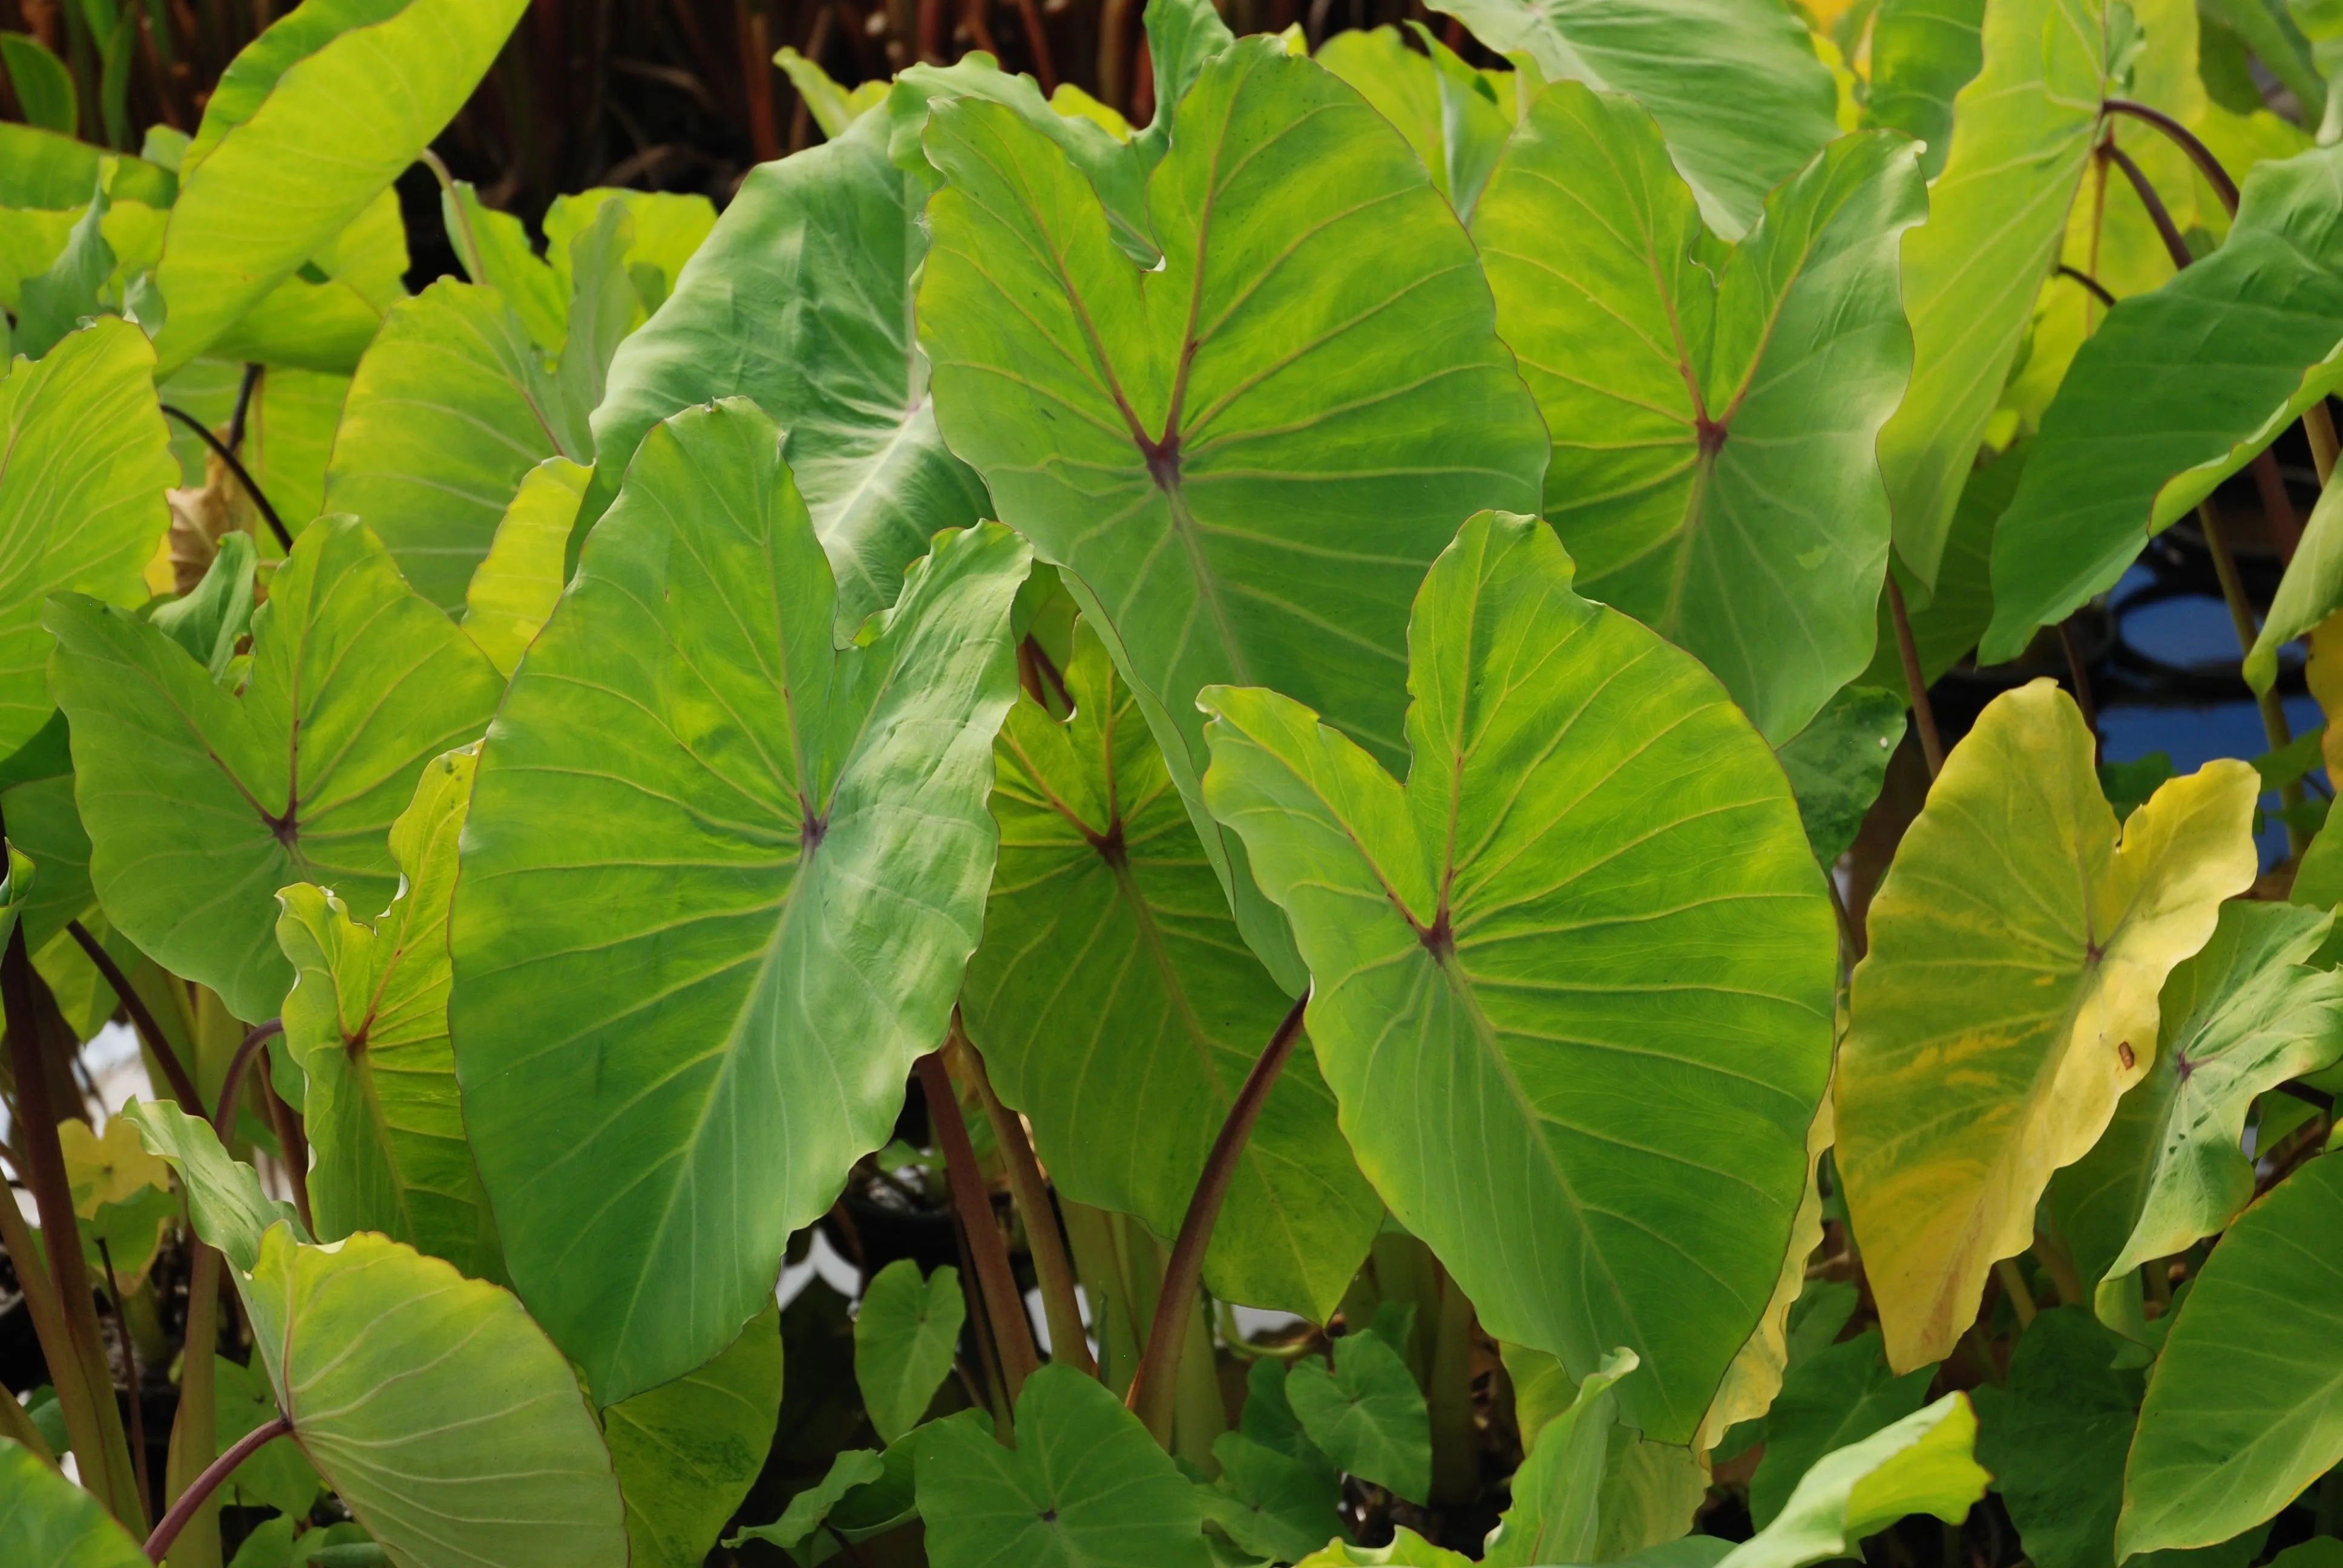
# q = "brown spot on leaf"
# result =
<box><xmin>2117</xmin><ymin>1041</ymin><xmax>2135</xmax><ymax>1070</ymax></box>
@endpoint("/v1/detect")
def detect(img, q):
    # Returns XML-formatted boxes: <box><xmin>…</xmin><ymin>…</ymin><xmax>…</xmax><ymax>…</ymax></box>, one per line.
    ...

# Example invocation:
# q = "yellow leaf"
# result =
<box><xmin>59</xmin><ymin>1115</ymin><xmax>171</xmax><ymax>1220</ymax></box>
<box><xmin>1837</xmin><ymin>679</ymin><xmax>2256</xmax><ymax>1369</ymax></box>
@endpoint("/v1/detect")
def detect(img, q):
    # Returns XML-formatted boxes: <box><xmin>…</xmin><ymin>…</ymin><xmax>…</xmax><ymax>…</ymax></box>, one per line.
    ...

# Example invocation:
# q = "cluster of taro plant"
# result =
<box><xmin>3</xmin><ymin>0</ymin><xmax>2343</xmax><ymax>1564</ymax></box>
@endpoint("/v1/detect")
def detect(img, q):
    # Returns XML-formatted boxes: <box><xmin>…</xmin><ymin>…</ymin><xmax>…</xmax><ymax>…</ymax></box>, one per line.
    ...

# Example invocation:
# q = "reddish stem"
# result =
<box><xmin>143</xmin><ymin>1414</ymin><xmax>290</xmax><ymax>1563</ymax></box>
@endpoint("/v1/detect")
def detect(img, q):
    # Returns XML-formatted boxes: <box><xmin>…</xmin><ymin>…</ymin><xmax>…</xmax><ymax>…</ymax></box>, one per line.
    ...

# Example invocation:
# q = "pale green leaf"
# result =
<box><xmin>729</xmin><ymin>1448</ymin><xmax>888</xmax><ymax>1560</ymax></box>
<box><xmin>1718</xmin><ymin>1394</ymin><xmax>1988</xmax><ymax>1568</ymax></box>
<box><xmin>1481</xmin><ymin>1347</ymin><xmax>1634</xmax><ymax>1566</ymax></box>
<box><xmin>460</xmin><ymin>456</ymin><xmax>589</xmax><ymax>678</ymax></box>
<box><xmin>0</xmin><ymin>1437</ymin><xmax>147</xmax><ymax>1567</ymax></box>
<box><xmin>123</xmin><ymin>1098</ymin><xmax>307</xmax><ymax>1273</ymax></box>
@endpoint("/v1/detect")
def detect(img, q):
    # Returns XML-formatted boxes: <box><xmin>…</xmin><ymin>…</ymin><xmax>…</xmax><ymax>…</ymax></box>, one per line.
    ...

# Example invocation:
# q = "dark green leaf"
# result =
<box><xmin>854</xmin><ymin>1259</ymin><xmax>966</xmax><ymax>1445</ymax></box>
<box><xmin>1748</xmin><ymin>1330</ymin><xmax>1934</xmax><ymax>1529</ymax></box>
<box><xmin>1286</xmin><ymin>1325</ymin><xmax>1432</xmax><ymax>1504</ymax></box>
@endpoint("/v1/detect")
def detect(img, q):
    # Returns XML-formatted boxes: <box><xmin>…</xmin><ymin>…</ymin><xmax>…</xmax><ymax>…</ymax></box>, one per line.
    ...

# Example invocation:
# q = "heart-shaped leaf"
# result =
<box><xmin>917</xmin><ymin>38</ymin><xmax>1549</xmax><ymax>987</ymax></box>
<box><xmin>1837</xmin><ymin>680</ymin><xmax>2258</xmax><ymax>1370</ymax></box>
<box><xmin>854</xmin><ymin>1258</ymin><xmax>965</xmax><ymax>1446</ymax></box>
<box><xmin>48</xmin><ymin>514</ymin><xmax>506</xmax><ymax>1024</ymax></box>
<box><xmin>959</xmin><ymin>621</ymin><xmax>1379</xmax><ymax>1321</ymax></box>
<box><xmin>1473</xmin><ymin>85</ymin><xmax>1924</xmax><ymax>740</ymax></box>
<box><xmin>1287</xmin><ymin>1324</ymin><xmax>1432</xmax><ymax>1504</ymax></box>
<box><xmin>449</xmin><ymin>397</ymin><xmax>1029</xmax><ymax>1405</ymax></box>
<box><xmin>275</xmin><ymin>746</ymin><xmax>502</xmax><ymax>1279</ymax></box>
<box><xmin>1199</xmin><ymin>510</ymin><xmax>1836</xmax><ymax>1442</ymax></box>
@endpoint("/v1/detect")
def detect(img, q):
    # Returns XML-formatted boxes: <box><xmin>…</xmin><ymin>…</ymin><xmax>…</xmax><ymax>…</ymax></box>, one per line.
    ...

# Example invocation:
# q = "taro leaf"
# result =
<box><xmin>1777</xmin><ymin>687</ymin><xmax>1908</xmax><ymax>866</ymax></box>
<box><xmin>214</xmin><ymin>1351</ymin><xmax>323</xmax><ymax>1518</ymax></box>
<box><xmin>58</xmin><ymin>1116</ymin><xmax>167</xmax><ymax>1217</ymax></box>
<box><xmin>1199</xmin><ymin>1430</ymin><xmax>1347</xmax><ymax>1563</ymax></box>
<box><xmin>275</xmin><ymin>747</ymin><xmax>503</xmax><ymax>1280</ymax></box>
<box><xmin>0</xmin><ymin>34</ymin><xmax>75</xmax><ymax>137</ymax></box>
<box><xmin>460</xmin><ymin>456</ymin><xmax>590</xmax><ymax>678</ymax></box>
<box><xmin>1747</xmin><ymin>1330</ymin><xmax>1934</xmax><ymax>1529</ymax></box>
<box><xmin>960</xmin><ymin>621</ymin><xmax>1379</xmax><ymax>1321</ymax></box>
<box><xmin>917</xmin><ymin>39</ymin><xmax>1549</xmax><ymax>990</ymax></box>
<box><xmin>1472</xmin><ymin>85</ymin><xmax>1924</xmax><ymax>742</ymax></box>
<box><xmin>321</xmin><ymin>279</ymin><xmax>589</xmax><ymax>613</ymax></box>
<box><xmin>1480</xmin><ymin>1347</ymin><xmax>1634</xmax><ymax>1567</ymax></box>
<box><xmin>48</xmin><ymin>515</ymin><xmax>506</xmax><ymax>1025</ymax></box>
<box><xmin>1864</xmin><ymin>0</ymin><xmax>1986</xmax><ymax>179</ymax></box>
<box><xmin>1836</xmin><ymin>679</ymin><xmax>2258</xmax><ymax>1370</ymax></box>
<box><xmin>123</xmin><ymin>1098</ymin><xmax>308</xmax><ymax>1273</ymax></box>
<box><xmin>234</xmin><ymin>1224</ymin><xmax>629</xmax><ymax>1568</ymax></box>
<box><xmin>2119</xmin><ymin>1154</ymin><xmax>2343</xmax><ymax>1555</ymax></box>
<box><xmin>448</xmin><ymin>399</ymin><xmax>1029</xmax><ymax>1406</ymax></box>
<box><xmin>15</xmin><ymin>177</ymin><xmax>113</xmax><ymax>364</ymax></box>
<box><xmin>0</xmin><ymin>319</ymin><xmax>175</xmax><ymax>760</ymax></box>
<box><xmin>1860</xmin><ymin>445</ymin><xmax>2022</xmax><ymax>691</ymax></box>
<box><xmin>1985</xmin><ymin>145</ymin><xmax>2343</xmax><ymax>661</ymax></box>
<box><xmin>588</xmin><ymin>109</ymin><xmax>990</xmax><ymax>639</ymax></box>
<box><xmin>915</xmin><ymin>1363</ymin><xmax>1210</xmax><ymax>1568</ymax></box>
<box><xmin>854</xmin><ymin>1258</ymin><xmax>965</xmax><ymax>1445</ymax></box>
<box><xmin>1314</xmin><ymin>24</ymin><xmax>1514</xmax><ymax>220</ymax></box>
<box><xmin>205</xmin><ymin>186</ymin><xmax>411</xmax><ymax>376</ymax></box>
<box><xmin>154</xmin><ymin>532</ymin><xmax>259</xmax><ymax>680</ymax></box>
<box><xmin>1717</xmin><ymin>1394</ymin><xmax>1988</xmax><ymax>1568</ymax></box>
<box><xmin>540</xmin><ymin>188</ymin><xmax>716</xmax><ymax>312</ymax></box>
<box><xmin>2051</xmin><ymin>900</ymin><xmax>2343</xmax><ymax>1338</ymax></box>
<box><xmin>1199</xmin><ymin>511</ymin><xmax>1835</xmax><ymax>1443</ymax></box>
<box><xmin>0</xmin><ymin>1436</ymin><xmax>147</xmax><ymax>1567</ymax></box>
<box><xmin>2251</xmin><ymin>445</ymin><xmax>2343</xmax><ymax>692</ymax></box>
<box><xmin>1426</xmin><ymin>0</ymin><xmax>1838</xmax><ymax>237</ymax></box>
<box><xmin>1875</xmin><ymin>0</ymin><xmax>2125</xmax><ymax>590</ymax></box>
<box><xmin>1296</xmin><ymin>1531</ymin><xmax>1469</xmax><ymax>1566</ymax></box>
<box><xmin>1237</xmin><ymin>1355</ymin><xmax>1336</xmax><ymax>1475</ymax></box>
<box><xmin>151</xmin><ymin>0</ymin><xmax>526</xmax><ymax>375</ymax></box>
<box><xmin>605</xmin><ymin>1302</ymin><xmax>787</xmax><ymax>1568</ymax></box>
<box><xmin>728</xmin><ymin>1448</ymin><xmax>888</xmax><ymax>1561</ymax></box>
<box><xmin>1286</xmin><ymin>1324</ymin><xmax>1432</xmax><ymax>1504</ymax></box>
<box><xmin>441</xmin><ymin>176</ymin><xmax>567</xmax><ymax>354</ymax></box>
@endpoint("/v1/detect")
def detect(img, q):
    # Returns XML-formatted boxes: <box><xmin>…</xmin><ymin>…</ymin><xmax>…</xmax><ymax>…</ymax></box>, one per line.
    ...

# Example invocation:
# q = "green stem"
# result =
<box><xmin>417</xmin><ymin>148</ymin><xmax>488</xmax><ymax>285</ymax></box>
<box><xmin>158</xmin><ymin>1244</ymin><xmax>224</xmax><ymax>1568</ymax></box>
<box><xmin>956</xmin><ymin>1030</ymin><xmax>1097</xmax><ymax>1379</ymax></box>
<box><xmin>1993</xmin><ymin>1256</ymin><xmax>2038</xmax><ymax>1330</ymax></box>
<box><xmin>2201</xmin><ymin>503</ymin><xmax>2309</xmax><ymax>854</ymax></box>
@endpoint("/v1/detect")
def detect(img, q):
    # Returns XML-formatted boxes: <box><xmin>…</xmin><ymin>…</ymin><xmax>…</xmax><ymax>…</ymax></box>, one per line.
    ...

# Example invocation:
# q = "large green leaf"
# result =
<box><xmin>123</xmin><ymin>1099</ymin><xmax>309</xmax><ymax>1273</ymax></box>
<box><xmin>151</xmin><ymin>0</ymin><xmax>526</xmax><ymax>374</ymax></box>
<box><xmin>0</xmin><ymin>319</ymin><xmax>175</xmax><ymax>759</ymax></box>
<box><xmin>1199</xmin><ymin>1427</ymin><xmax>1346</xmax><ymax>1563</ymax></box>
<box><xmin>959</xmin><ymin>622</ymin><xmax>1378</xmax><ymax>1321</ymax></box>
<box><xmin>605</xmin><ymin>1302</ymin><xmax>787</xmax><ymax>1568</ymax></box>
<box><xmin>916</xmin><ymin>1364</ymin><xmax>1210</xmax><ymax>1568</ymax></box>
<box><xmin>1747</xmin><ymin>1330</ymin><xmax>1933</xmax><ymax>1528</ymax></box>
<box><xmin>275</xmin><ymin>746</ymin><xmax>502</xmax><ymax>1279</ymax></box>
<box><xmin>2053</xmin><ymin>900</ymin><xmax>2343</xmax><ymax>1334</ymax></box>
<box><xmin>1875</xmin><ymin>0</ymin><xmax>2125</xmax><ymax>588</ymax></box>
<box><xmin>448</xmin><ymin>399</ymin><xmax>1029</xmax><ymax>1406</ymax></box>
<box><xmin>1837</xmin><ymin>680</ymin><xmax>2257</xmax><ymax>1370</ymax></box>
<box><xmin>917</xmin><ymin>38</ymin><xmax>1549</xmax><ymax>989</ymax></box>
<box><xmin>1198</xmin><ymin>510</ymin><xmax>1835</xmax><ymax>1443</ymax></box>
<box><xmin>320</xmin><ymin>279</ymin><xmax>588</xmax><ymax>612</ymax></box>
<box><xmin>0</xmin><ymin>1437</ymin><xmax>147</xmax><ymax>1568</ymax></box>
<box><xmin>2119</xmin><ymin>1154</ymin><xmax>2343</xmax><ymax>1556</ymax></box>
<box><xmin>1475</xmin><ymin>90</ymin><xmax>1922</xmax><ymax>740</ymax></box>
<box><xmin>854</xmin><ymin>1258</ymin><xmax>965</xmax><ymax>1445</ymax></box>
<box><xmin>1864</xmin><ymin>0</ymin><xmax>1986</xmax><ymax>179</ymax></box>
<box><xmin>1985</xmin><ymin>145</ymin><xmax>2343</xmax><ymax>659</ymax></box>
<box><xmin>589</xmin><ymin>109</ymin><xmax>989</xmax><ymax>638</ymax></box>
<box><xmin>1427</xmin><ymin>0</ymin><xmax>1839</xmax><ymax>236</ymax></box>
<box><xmin>239</xmin><ymin>1224</ymin><xmax>628</xmax><ymax>1568</ymax></box>
<box><xmin>48</xmin><ymin>515</ymin><xmax>505</xmax><ymax>1024</ymax></box>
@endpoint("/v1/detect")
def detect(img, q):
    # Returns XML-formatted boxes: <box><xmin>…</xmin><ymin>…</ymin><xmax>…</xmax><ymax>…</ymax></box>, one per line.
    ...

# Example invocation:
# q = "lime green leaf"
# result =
<box><xmin>123</xmin><ymin>1098</ymin><xmax>307</xmax><ymax>1272</ymax></box>
<box><xmin>2252</xmin><ymin>452</ymin><xmax>2343</xmax><ymax>691</ymax></box>
<box><xmin>0</xmin><ymin>1436</ymin><xmax>147</xmax><ymax>1567</ymax></box>
<box><xmin>321</xmin><ymin>279</ymin><xmax>587</xmax><ymax>612</ymax></box>
<box><xmin>1748</xmin><ymin>1331</ymin><xmax>1933</xmax><ymax>1529</ymax></box>
<box><xmin>1987</xmin><ymin>145</ymin><xmax>2343</xmax><ymax>661</ymax></box>
<box><xmin>1295</xmin><ymin>1529</ymin><xmax>1469</xmax><ymax>1567</ymax></box>
<box><xmin>448</xmin><ymin>399</ymin><xmax>1029</xmax><ymax>1406</ymax></box>
<box><xmin>1837</xmin><ymin>680</ymin><xmax>2258</xmax><ymax>1369</ymax></box>
<box><xmin>1864</xmin><ymin>0</ymin><xmax>1985</xmax><ymax>178</ymax></box>
<box><xmin>960</xmin><ymin>622</ymin><xmax>1378</xmax><ymax>1321</ymax></box>
<box><xmin>202</xmin><ymin>188</ymin><xmax>412</xmax><ymax>376</ymax></box>
<box><xmin>728</xmin><ymin>1448</ymin><xmax>888</xmax><ymax>1559</ymax></box>
<box><xmin>2119</xmin><ymin>1154</ymin><xmax>2343</xmax><ymax>1556</ymax></box>
<box><xmin>0</xmin><ymin>318</ymin><xmax>174</xmax><ymax>760</ymax></box>
<box><xmin>152</xmin><ymin>0</ymin><xmax>527</xmax><ymax>374</ymax></box>
<box><xmin>1427</xmin><ymin>0</ymin><xmax>1838</xmax><ymax>236</ymax></box>
<box><xmin>589</xmin><ymin>111</ymin><xmax>990</xmax><ymax>639</ymax></box>
<box><xmin>854</xmin><ymin>1259</ymin><xmax>966</xmax><ymax>1446</ymax></box>
<box><xmin>440</xmin><ymin>175</ymin><xmax>565</xmax><ymax>353</ymax></box>
<box><xmin>1314</xmin><ymin>25</ymin><xmax>1513</xmax><ymax>218</ymax></box>
<box><xmin>1287</xmin><ymin>1325</ymin><xmax>1432</xmax><ymax>1504</ymax></box>
<box><xmin>775</xmin><ymin>47</ymin><xmax>874</xmax><ymax>140</ymax></box>
<box><xmin>1200</xmin><ymin>511</ymin><xmax>1835</xmax><ymax>1442</ymax></box>
<box><xmin>153</xmin><ymin>532</ymin><xmax>258</xmax><ymax>679</ymax></box>
<box><xmin>214</xmin><ymin>1351</ymin><xmax>323</xmax><ymax>1518</ymax></box>
<box><xmin>1199</xmin><ymin>1430</ymin><xmax>1346</xmax><ymax>1563</ymax></box>
<box><xmin>0</xmin><ymin>34</ymin><xmax>76</xmax><ymax>137</ymax></box>
<box><xmin>1777</xmin><ymin>687</ymin><xmax>1908</xmax><ymax>866</ymax></box>
<box><xmin>915</xmin><ymin>1364</ymin><xmax>1210</xmax><ymax>1568</ymax></box>
<box><xmin>49</xmin><ymin>515</ymin><xmax>506</xmax><ymax>1024</ymax></box>
<box><xmin>541</xmin><ymin>188</ymin><xmax>714</xmax><ymax>309</ymax></box>
<box><xmin>275</xmin><ymin>747</ymin><xmax>501</xmax><ymax>1279</ymax></box>
<box><xmin>1720</xmin><ymin>1394</ymin><xmax>1988</xmax><ymax>1568</ymax></box>
<box><xmin>2053</xmin><ymin>901</ymin><xmax>2343</xmax><ymax>1336</ymax></box>
<box><xmin>1876</xmin><ymin>0</ymin><xmax>2123</xmax><ymax>588</ymax></box>
<box><xmin>238</xmin><ymin>1225</ymin><xmax>628</xmax><ymax>1568</ymax></box>
<box><xmin>919</xmin><ymin>40</ymin><xmax>1549</xmax><ymax>988</ymax></box>
<box><xmin>58</xmin><ymin>1114</ymin><xmax>168</xmax><ymax>1218</ymax></box>
<box><xmin>1481</xmin><ymin>1348</ymin><xmax>1633</xmax><ymax>1566</ymax></box>
<box><xmin>1473</xmin><ymin>86</ymin><xmax>1924</xmax><ymax>741</ymax></box>
<box><xmin>1861</xmin><ymin>445</ymin><xmax>2021</xmax><ymax>691</ymax></box>
<box><xmin>606</xmin><ymin>1302</ymin><xmax>787</xmax><ymax>1568</ymax></box>
<box><xmin>15</xmin><ymin>176</ymin><xmax>113</xmax><ymax>362</ymax></box>
<box><xmin>460</xmin><ymin>456</ymin><xmax>589</xmax><ymax>678</ymax></box>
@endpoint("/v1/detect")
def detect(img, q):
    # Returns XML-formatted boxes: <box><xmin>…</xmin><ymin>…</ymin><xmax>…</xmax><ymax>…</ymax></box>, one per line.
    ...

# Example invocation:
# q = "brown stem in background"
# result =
<box><xmin>2307</xmin><ymin>402</ymin><xmax>2340</xmax><ymax>488</ymax></box>
<box><xmin>946</xmin><ymin>1195</ymin><xmax>1012</xmax><ymax>1429</ymax></box>
<box><xmin>741</xmin><ymin>3</ymin><xmax>779</xmax><ymax>162</ymax></box>
<box><xmin>1126</xmin><ymin>991</ymin><xmax>1309</xmax><ymax>1444</ymax></box>
<box><xmin>1884</xmin><ymin>575</ymin><xmax>1945</xmax><ymax>779</ymax></box>
<box><xmin>143</xmin><ymin>1414</ymin><xmax>289</xmax><ymax>1563</ymax></box>
<box><xmin>1010</xmin><ymin>0</ymin><xmax>1056</xmax><ymax>90</ymax></box>
<box><xmin>962</xmin><ymin>0</ymin><xmax>1000</xmax><ymax>58</ymax></box>
<box><xmin>916</xmin><ymin>1050</ymin><xmax>1038</xmax><ymax>1402</ymax></box>
<box><xmin>2200</xmin><ymin>502</ymin><xmax>2309</xmax><ymax>854</ymax></box>
<box><xmin>2103</xmin><ymin>97</ymin><xmax>2241</xmax><ymax>217</ymax></box>
<box><xmin>915</xmin><ymin>0</ymin><xmax>947</xmax><ymax>64</ymax></box>
<box><xmin>1098</xmin><ymin>0</ymin><xmax>1133</xmax><ymax>113</ymax></box>
<box><xmin>955</xmin><ymin>1026</ymin><xmax>1097</xmax><ymax>1377</ymax></box>
<box><xmin>787</xmin><ymin>4</ymin><xmax>832</xmax><ymax>152</ymax></box>
<box><xmin>2107</xmin><ymin>142</ymin><xmax>2194</xmax><ymax>273</ymax></box>
<box><xmin>417</xmin><ymin>149</ymin><xmax>487</xmax><ymax>284</ymax></box>
<box><xmin>214</xmin><ymin>1018</ymin><xmax>283</xmax><ymax>1134</ymax></box>
<box><xmin>2250</xmin><ymin>451</ymin><xmax>2304</xmax><ymax>564</ymax></box>
<box><xmin>97</xmin><ymin>1238</ymin><xmax>153</xmax><ymax>1520</ymax></box>
<box><xmin>2059</xmin><ymin>621</ymin><xmax>2100</xmax><ymax>758</ymax></box>
<box><xmin>67</xmin><ymin>920</ymin><xmax>201</xmax><ymax>1113</ymax></box>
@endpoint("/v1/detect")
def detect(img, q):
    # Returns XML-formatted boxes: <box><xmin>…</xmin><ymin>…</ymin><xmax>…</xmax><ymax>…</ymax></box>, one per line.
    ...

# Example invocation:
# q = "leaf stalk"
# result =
<box><xmin>142</xmin><ymin>1413</ymin><xmax>290</xmax><ymax>1563</ymax></box>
